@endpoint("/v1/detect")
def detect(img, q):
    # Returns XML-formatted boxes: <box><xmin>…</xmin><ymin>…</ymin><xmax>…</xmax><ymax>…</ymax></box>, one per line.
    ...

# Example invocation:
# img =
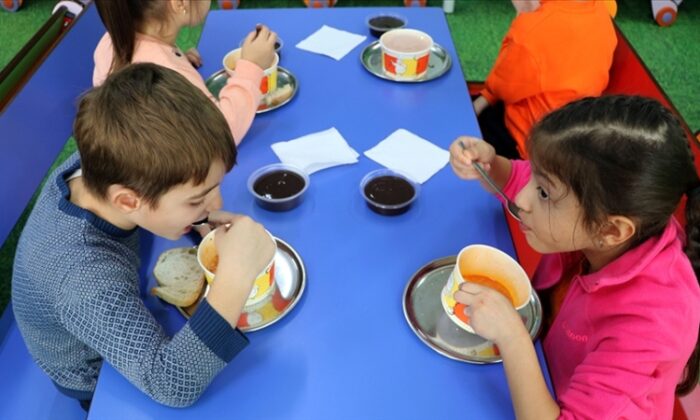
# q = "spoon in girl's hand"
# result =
<box><xmin>459</xmin><ymin>140</ymin><xmax>522</xmax><ymax>221</ymax></box>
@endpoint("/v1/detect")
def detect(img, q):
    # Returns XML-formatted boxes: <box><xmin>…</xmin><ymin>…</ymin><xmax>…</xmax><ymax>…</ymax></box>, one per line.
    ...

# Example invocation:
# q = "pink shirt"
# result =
<box><xmin>93</xmin><ymin>33</ymin><xmax>263</xmax><ymax>145</ymax></box>
<box><xmin>503</xmin><ymin>160</ymin><xmax>700</xmax><ymax>419</ymax></box>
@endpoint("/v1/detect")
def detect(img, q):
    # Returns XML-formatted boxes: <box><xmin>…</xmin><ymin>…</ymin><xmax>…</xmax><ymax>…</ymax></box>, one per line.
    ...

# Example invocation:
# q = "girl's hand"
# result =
<box><xmin>453</xmin><ymin>282</ymin><xmax>526</xmax><ymax>346</ymax></box>
<box><xmin>184</xmin><ymin>48</ymin><xmax>202</xmax><ymax>68</ymax></box>
<box><xmin>449</xmin><ymin>136</ymin><xmax>497</xmax><ymax>180</ymax></box>
<box><xmin>241</xmin><ymin>25</ymin><xmax>277</xmax><ymax>70</ymax></box>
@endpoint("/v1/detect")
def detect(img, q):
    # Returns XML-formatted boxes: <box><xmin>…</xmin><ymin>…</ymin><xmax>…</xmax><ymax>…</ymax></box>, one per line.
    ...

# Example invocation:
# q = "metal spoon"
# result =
<box><xmin>191</xmin><ymin>217</ymin><xmax>210</xmax><ymax>227</ymax></box>
<box><xmin>459</xmin><ymin>140</ymin><xmax>522</xmax><ymax>221</ymax></box>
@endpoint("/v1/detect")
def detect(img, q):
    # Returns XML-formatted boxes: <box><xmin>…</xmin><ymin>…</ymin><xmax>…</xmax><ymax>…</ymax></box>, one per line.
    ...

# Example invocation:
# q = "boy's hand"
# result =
<box><xmin>453</xmin><ymin>282</ymin><xmax>526</xmax><ymax>346</ymax></box>
<box><xmin>213</xmin><ymin>215</ymin><xmax>275</xmax><ymax>285</ymax></box>
<box><xmin>241</xmin><ymin>25</ymin><xmax>277</xmax><ymax>70</ymax></box>
<box><xmin>449</xmin><ymin>136</ymin><xmax>496</xmax><ymax>180</ymax></box>
<box><xmin>184</xmin><ymin>48</ymin><xmax>203</xmax><ymax>68</ymax></box>
<box><xmin>206</xmin><ymin>215</ymin><xmax>276</xmax><ymax>327</ymax></box>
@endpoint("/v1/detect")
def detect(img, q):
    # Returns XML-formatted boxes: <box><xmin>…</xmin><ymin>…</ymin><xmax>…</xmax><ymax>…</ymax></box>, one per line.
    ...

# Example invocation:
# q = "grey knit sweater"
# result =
<box><xmin>12</xmin><ymin>153</ymin><xmax>248</xmax><ymax>407</ymax></box>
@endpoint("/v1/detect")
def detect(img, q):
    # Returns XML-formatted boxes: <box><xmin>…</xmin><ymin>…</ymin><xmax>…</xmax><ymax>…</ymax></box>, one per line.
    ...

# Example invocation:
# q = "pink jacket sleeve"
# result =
<box><xmin>92</xmin><ymin>33</ymin><xmax>264</xmax><ymax>145</ymax></box>
<box><xmin>218</xmin><ymin>59</ymin><xmax>264</xmax><ymax>145</ymax></box>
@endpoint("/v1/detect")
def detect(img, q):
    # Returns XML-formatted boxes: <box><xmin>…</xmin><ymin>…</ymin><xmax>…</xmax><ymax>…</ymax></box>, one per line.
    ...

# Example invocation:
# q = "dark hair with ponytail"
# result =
<box><xmin>527</xmin><ymin>95</ymin><xmax>700</xmax><ymax>395</ymax></box>
<box><xmin>94</xmin><ymin>0</ymin><xmax>169</xmax><ymax>72</ymax></box>
<box><xmin>679</xmin><ymin>188</ymin><xmax>700</xmax><ymax>395</ymax></box>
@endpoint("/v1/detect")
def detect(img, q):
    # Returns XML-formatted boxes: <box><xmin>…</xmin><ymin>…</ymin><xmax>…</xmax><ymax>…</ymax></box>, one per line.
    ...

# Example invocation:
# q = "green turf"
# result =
<box><xmin>0</xmin><ymin>0</ymin><xmax>698</xmax><ymax>314</ymax></box>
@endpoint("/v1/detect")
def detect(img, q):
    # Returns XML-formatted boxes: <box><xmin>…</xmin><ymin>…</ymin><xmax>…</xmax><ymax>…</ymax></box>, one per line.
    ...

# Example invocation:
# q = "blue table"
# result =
<box><xmin>89</xmin><ymin>7</ymin><xmax>551</xmax><ymax>419</ymax></box>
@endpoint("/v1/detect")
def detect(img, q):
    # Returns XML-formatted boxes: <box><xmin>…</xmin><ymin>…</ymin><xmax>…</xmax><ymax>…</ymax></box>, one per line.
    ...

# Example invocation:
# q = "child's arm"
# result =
<box><xmin>206</xmin><ymin>215</ymin><xmax>276</xmax><ymax>327</ymax></box>
<box><xmin>472</xmin><ymin>95</ymin><xmax>489</xmax><ymax>116</ymax></box>
<box><xmin>454</xmin><ymin>283</ymin><xmax>560</xmax><ymax>419</ymax></box>
<box><xmin>449</xmin><ymin>136</ymin><xmax>513</xmax><ymax>192</ymax></box>
<box><xmin>58</xmin><ymin>265</ymin><xmax>247</xmax><ymax>407</ymax></box>
<box><xmin>215</xmin><ymin>25</ymin><xmax>278</xmax><ymax>144</ymax></box>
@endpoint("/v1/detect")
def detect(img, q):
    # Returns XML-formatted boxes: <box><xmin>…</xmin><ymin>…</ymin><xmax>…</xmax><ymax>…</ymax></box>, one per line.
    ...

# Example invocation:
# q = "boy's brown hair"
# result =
<box><xmin>74</xmin><ymin>63</ymin><xmax>236</xmax><ymax>207</ymax></box>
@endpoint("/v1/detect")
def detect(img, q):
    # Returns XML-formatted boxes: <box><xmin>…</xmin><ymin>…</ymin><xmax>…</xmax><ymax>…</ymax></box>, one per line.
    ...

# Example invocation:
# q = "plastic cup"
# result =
<box><xmin>441</xmin><ymin>244</ymin><xmax>531</xmax><ymax>333</ymax></box>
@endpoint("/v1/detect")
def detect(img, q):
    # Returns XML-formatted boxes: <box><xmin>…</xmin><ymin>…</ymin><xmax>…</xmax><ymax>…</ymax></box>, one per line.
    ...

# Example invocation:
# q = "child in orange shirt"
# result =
<box><xmin>474</xmin><ymin>0</ymin><xmax>616</xmax><ymax>158</ymax></box>
<box><xmin>93</xmin><ymin>0</ymin><xmax>277</xmax><ymax>146</ymax></box>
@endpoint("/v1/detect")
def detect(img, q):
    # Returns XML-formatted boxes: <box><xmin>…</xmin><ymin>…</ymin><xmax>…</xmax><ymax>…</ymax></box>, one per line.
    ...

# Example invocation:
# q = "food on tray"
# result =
<box><xmin>462</xmin><ymin>274</ymin><xmax>516</xmax><ymax>305</ymax></box>
<box><xmin>151</xmin><ymin>247</ymin><xmax>205</xmax><ymax>307</ymax></box>
<box><xmin>262</xmin><ymin>84</ymin><xmax>293</xmax><ymax>108</ymax></box>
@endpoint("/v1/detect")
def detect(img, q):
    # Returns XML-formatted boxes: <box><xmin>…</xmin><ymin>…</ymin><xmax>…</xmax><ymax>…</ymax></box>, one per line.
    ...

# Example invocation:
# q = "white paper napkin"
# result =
<box><xmin>364</xmin><ymin>129</ymin><xmax>450</xmax><ymax>184</ymax></box>
<box><xmin>295</xmin><ymin>25</ymin><xmax>367</xmax><ymax>61</ymax></box>
<box><xmin>271</xmin><ymin>127</ymin><xmax>360</xmax><ymax>174</ymax></box>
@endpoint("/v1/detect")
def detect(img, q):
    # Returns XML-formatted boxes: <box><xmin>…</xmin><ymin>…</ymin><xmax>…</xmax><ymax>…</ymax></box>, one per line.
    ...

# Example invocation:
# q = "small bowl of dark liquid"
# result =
<box><xmin>360</xmin><ymin>169</ymin><xmax>419</xmax><ymax>216</ymax></box>
<box><xmin>367</xmin><ymin>14</ymin><xmax>407</xmax><ymax>38</ymax></box>
<box><xmin>248</xmin><ymin>163</ymin><xmax>309</xmax><ymax>211</ymax></box>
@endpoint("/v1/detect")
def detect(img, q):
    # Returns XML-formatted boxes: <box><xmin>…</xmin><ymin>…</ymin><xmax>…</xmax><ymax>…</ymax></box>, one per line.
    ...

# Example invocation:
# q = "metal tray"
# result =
<box><xmin>360</xmin><ymin>41</ymin><xmax>452</xmax><ymax>83</ymax></box>
<box><xmin>403</xmin><ymin>256</ymin><xmax>542</xmax><ymax>364</ymax></box>
<box><xmin>205</xmin><ymin>66</ymin><xmax>298</xmax><ymax>113</ymax></box>
<box><xmin>178</xmin><ymin>237</ymin><xmax>306</xmax><ymax>332</ymax></box>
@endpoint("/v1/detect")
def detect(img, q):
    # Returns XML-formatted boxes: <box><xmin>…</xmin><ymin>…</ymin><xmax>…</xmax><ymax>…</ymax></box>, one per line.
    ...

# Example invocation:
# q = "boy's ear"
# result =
<box><xmin>107</xmin><ymin>185</ymin><xmax>143</xmax><ymax>214</ymax></box>
<box><xmin>599</xmin><ymin>216</ymin><xmax>636</xmax><ymax>248</ymax></box>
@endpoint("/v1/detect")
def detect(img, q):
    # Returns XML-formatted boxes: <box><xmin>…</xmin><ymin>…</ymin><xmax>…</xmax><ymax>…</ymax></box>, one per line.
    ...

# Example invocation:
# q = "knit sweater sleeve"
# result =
<box><xmin>57</xmin><ymin>256</ymin><xmax>248</xmax><ymax>407</ymax></box>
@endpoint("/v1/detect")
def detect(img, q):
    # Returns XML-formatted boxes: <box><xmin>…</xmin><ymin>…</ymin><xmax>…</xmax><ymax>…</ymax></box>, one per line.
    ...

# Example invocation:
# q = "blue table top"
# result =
<box><xmin>89</xmin><ymin>7</ymin><xmax>550</xmax><ymax>419</ymax></box>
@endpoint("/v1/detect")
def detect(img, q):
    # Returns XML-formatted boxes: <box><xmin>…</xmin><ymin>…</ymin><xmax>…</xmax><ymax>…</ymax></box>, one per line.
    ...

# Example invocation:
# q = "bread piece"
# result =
<box><xmin>151</xmin><ymin>247</ymin><xmax>205</xmax><ymax>307</ymax></box>
<box><xmin>263</xmin><ymin>84</ymin><xmax>294</xmax><ymax>107</ymax></box>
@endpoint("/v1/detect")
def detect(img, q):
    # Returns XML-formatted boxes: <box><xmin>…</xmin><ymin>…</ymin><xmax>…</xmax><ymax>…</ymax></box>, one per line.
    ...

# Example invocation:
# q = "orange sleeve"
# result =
<box><xmin>482</xmin><ymin>41</ymin><xmax>542</xmax><ymax>105</ymax></box>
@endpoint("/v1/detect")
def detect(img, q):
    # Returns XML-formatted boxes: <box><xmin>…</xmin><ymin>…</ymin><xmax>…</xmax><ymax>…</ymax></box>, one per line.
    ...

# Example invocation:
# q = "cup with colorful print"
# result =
<box><xmin>379</xmin><ymin>28</ymin><xmax>432</xmax><ymax>81</ymax></box>
<box><xmin>441</xmin><ymin>244</ymin><xmax>531</xmax><ymax>333</ymax></box>
<box><xmin>197</xmin><ymin>228</ymin><xmax>277</xmax><ymax>307</ymax></box>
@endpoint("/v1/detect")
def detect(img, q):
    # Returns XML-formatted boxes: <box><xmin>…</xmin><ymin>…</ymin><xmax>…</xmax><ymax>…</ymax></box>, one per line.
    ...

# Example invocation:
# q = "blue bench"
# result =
<box><xmin>0</xmin><ymin>4</ymin><xmax>103</xmax><ymax>419</ymax></box>
<box><xmin>0</xmin><ymin>305</ymin><xmax>86</xmax><ymax>419</ymax></box>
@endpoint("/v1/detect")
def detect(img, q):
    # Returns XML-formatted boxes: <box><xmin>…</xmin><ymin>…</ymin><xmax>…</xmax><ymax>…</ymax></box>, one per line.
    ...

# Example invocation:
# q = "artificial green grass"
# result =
<box><xmin>0</xmin><ymin>0</ymin><xmax>698</xmax><ymax>314</ymax></box>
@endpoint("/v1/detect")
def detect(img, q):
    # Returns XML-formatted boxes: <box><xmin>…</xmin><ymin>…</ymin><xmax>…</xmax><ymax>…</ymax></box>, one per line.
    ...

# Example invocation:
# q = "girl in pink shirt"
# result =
<box><xmin>450</xmin><ymin>95</ymin><xmax>700</xmax><ymax>419</ymax></box>
<box><xmin>93</xmin><ymin>0</ymin><xmax>277</xmax><ymax>145</ymax></box>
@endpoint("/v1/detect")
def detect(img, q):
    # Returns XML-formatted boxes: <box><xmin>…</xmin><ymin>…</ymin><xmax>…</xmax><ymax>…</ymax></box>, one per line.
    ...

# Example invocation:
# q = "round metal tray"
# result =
<box><xmin>360</xmin><ymin>40</ymin><xmax>452</xmax><ymax>83</ymax></box>
<box><xmin>205</xmin><ymin>66</ymin><xmax>298</xmax><ymax>113</ymax></box>
<box><xmin>403</xmin><ymin>256</ymin><xmax>542</xmax><ymax>364</ymax></box>
<box><xmin>178</xmin><ymin>237</ymin><xmax>306</xmax><ymax>332</ymax></box>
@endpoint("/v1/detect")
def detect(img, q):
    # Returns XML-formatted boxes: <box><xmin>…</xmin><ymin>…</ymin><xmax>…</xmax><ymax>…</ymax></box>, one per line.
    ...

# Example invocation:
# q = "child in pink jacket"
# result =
<box><xmin>93</xmin><ymin>0</ymin><xmax>277</xmax><ymax>145</ymax></box>
<box><xmin>449</xmin><ymin>95</ymin><xmax>700</xmax><ymax>419</ymax></box>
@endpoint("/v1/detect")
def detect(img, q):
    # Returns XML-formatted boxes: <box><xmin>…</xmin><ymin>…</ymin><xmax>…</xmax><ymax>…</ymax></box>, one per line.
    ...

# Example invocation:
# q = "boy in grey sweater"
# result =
<box><xmin>12</xmin><ymin>63</ymin><xmax>275</xmax><ymax>408</ymax></box>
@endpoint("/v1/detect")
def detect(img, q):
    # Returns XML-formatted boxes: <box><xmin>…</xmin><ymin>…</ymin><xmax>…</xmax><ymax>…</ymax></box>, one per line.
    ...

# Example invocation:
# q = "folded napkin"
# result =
<box><xmin>271</xmin><ymin>127</ymin><xmax>360</xmax><ymax>174</ymax></box>
<box><xmin>364</xmin><ymin>129</ymin><xmax>450</xmax><ymax>184</ymax></box>
<box><xmin>295</xmin><ymin>25</ymin><xmax>367</xmax><ymax>61</ymax></box>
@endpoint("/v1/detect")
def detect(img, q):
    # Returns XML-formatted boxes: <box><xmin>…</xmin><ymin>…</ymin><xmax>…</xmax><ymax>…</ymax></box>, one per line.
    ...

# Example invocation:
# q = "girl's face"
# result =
<box><xmin>514</xmin><ymin>168</ymin><xmax>598</xmax><ymax>254</ymax></box>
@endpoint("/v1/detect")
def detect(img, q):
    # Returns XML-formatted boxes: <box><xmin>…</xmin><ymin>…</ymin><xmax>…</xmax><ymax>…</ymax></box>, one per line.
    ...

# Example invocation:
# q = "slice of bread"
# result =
<box><xmin>151</xmin><ymin>247</ymin><xmax>205</xmax><ymax>307</ymax></box>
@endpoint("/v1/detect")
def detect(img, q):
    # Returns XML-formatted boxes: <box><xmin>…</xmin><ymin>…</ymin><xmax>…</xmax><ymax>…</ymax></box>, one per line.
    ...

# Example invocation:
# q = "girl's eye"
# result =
<box><xmin>536</xmin><ymin>186</ymin><xmax>549</xmax><ymax>200</ymax></box>
<box><xmin>189</xmin><ymin>200</ymin><xmax>205</xmax><ymax>207</ymax></box>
